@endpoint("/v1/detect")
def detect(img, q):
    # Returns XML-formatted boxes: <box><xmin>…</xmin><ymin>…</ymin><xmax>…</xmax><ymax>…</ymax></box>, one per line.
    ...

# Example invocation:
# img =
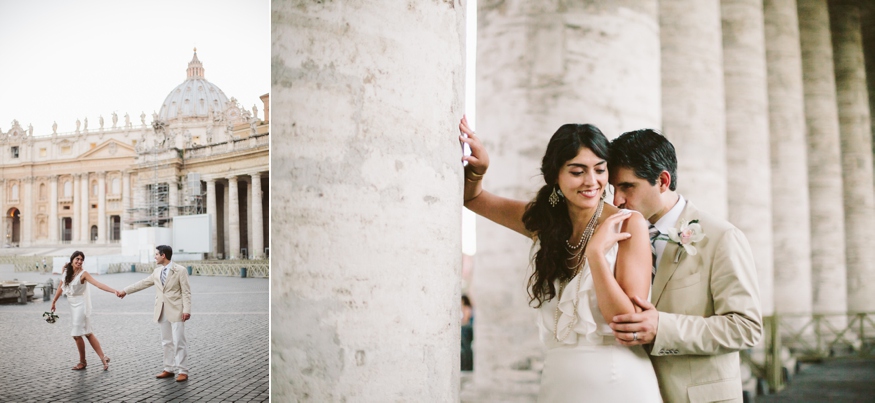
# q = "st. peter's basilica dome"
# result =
<box><xmin>157</xmin><ymin>49</ymin><xmax>230</xmax><ymax>121</ymax></box>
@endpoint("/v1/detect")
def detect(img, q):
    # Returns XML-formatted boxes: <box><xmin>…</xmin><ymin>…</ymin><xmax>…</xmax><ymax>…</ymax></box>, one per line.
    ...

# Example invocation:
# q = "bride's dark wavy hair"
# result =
<box><xmin>63</xmin><ymin>251</ymin><xmax>85</xmax><ymax>285</ymax></box>
<box><xmin>522</xmin><ymin>124</ymin><xmax>610</xmax><ymax>308</ymax></box>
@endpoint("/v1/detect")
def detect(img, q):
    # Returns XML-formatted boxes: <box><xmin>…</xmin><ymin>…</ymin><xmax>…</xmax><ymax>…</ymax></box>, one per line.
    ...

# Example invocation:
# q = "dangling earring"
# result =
<box><xmin>549</xmin><ymin>186</ymin><xmax>563</xmax><ymax>207</ymax></box>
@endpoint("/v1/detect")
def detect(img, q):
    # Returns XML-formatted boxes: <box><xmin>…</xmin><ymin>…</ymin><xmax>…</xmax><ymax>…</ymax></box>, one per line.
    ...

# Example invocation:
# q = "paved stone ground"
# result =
<box><xmin>0</xmin><ymin>264</ymin><xmax>268</xmax><ymax>402</ymax></box>
<box><xmin>757</xmin><ymin>358</ymin><xmax>875</xmax><ymax>403</ymax></box>
<box><xmin>460</xmin><ymin>358</ymin><xmax>875</xmax><ymax>402</ymax></box>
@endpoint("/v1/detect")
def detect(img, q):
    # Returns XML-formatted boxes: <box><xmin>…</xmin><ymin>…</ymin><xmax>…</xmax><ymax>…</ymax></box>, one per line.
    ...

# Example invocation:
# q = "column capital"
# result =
<box><xmin>49</xmin><ymin>175</ymin><xmax>59</xmax><ymax>182</ymax></box>
<box><xmin>98</xmin><ymin>171</ymin><xmax>107</xmax><ymax>179</ymax></box>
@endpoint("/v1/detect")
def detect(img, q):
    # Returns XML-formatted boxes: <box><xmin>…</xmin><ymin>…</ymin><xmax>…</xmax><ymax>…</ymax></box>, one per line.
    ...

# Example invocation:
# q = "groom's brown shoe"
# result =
<box><xmin>156</xmin><ymin>371</ymin><xmax>175</xmax><ymax>379</ymax></box>
<box><xmin>176</xmin><ymin>374</ymin><xmax>188</xmax><ymax>382</ymax></box>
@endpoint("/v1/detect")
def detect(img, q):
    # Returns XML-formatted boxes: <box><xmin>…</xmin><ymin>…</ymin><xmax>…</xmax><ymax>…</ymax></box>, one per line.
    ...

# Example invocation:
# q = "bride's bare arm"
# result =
<box><xmin>82</xmin><ymin>272</ymin><xmax>118</xmax><ymax>294</ymax></box>
<box><xmin>459</xmin><ymin>116</ymin><xmax>531</xmax><ymax>237</ymax></box>
<box><xmin>586</xmin><ymin>210</ymin><xmax>652</xmax><ymax>320</ymax></box>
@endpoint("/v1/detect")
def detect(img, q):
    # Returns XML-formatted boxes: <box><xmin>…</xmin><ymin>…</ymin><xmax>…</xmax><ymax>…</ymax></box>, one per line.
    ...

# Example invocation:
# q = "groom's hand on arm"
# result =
<box><xmin>610</xmin><ymin>295</ymin><xmax>659</xmax><ymax>346</ymax></box>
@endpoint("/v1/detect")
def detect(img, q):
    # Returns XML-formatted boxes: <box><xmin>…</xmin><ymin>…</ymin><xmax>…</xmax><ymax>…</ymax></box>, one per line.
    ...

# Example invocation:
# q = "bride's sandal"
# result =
<box><xmin>102</xmin><ymin>356</ymin><xmax>111</xmax><ymax>371</ymax></box>
<box><xmin>72</xmin><ymin>361</ymin><xmax>87</xmax><ymax>370</ymax></box>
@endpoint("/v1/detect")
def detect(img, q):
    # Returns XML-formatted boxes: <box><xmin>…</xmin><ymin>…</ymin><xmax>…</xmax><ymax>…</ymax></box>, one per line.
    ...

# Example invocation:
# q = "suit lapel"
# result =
<box><xmin>651</xmin><ymin>201</ymin><xmax>699</xmax><ymax>306</ymax></box>
<box><xmin>163</xmin><ymin>266</ymin><xmax>176</xmax><ymax>290</ymax></box>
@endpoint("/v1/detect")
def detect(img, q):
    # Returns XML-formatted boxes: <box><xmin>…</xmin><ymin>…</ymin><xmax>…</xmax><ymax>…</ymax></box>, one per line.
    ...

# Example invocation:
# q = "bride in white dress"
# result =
<box><xmin>459</xmin><ymin>117</ymin><xmax>661</xmax><ymax>402</ymax></box>
<box><xmin>50</xmin><ymin>251</ymin><xmax>118</xmax><ymax>371</ymax></box>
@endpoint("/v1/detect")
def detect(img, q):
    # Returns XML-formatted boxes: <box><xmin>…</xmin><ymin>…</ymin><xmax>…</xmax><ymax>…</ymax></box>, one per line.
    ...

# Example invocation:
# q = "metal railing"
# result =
<box><xmin>3</xmin><ymin>256</ymin><xmax>57</xmax><ymax>272</ymax></box>
<box><xmin>106</xmin><ymin>260</ymin><xmax>268</xmax><ymax>278</ymax></box>
<box><xmin>748</xmin><ymin>313</ymin><xmax>875</xmax><ymax>393</ymax></box>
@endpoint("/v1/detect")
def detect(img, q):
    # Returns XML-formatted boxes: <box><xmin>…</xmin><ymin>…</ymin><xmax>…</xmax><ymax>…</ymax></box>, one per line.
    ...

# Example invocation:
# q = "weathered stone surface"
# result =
<box><xmin>765</xmin><ymin>0</ymin><xmax>813</xmax><ymax>316</ymax></box>
<box><xmin>799</xmin><ymin>0</ymin><xmax>848</xmax><ymax>316</ymax></box>
<box><xmin>722</xmin><ymin>0</ymin><xmax>775</xmax><ymax>315</ymax></box>
<box><xmin>272</xmin><ymin>1</ymin><xmax>465</xmax><ymax>401</ymax></box>
<box><xmin>830</xmin><ymin>0</ymin><xmax>875</xmax><ymax>312</ymax></box>
<box><xmin>661</xmin><ymin>0</ymin><xmax>727</xmax><ymax>218</ymax></box>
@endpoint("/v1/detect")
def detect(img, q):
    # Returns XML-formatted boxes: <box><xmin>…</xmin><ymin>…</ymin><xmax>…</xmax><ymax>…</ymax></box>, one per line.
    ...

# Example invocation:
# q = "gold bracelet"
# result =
<box><xmin>465</xmin><ymin>170</ymin><xmax>484</xmax><ymax>182</ymax></box>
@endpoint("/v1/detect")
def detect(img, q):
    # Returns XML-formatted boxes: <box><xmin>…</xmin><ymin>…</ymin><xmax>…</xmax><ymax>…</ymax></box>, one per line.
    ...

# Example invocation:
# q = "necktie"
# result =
<box><xmin>161</xmin><ymin>266</ymin><xmax>168</xmax><ymax>285</ymax></box>
<box><xmin>649</xmin><ymin>225</ymin><xmax>660</xmax><ymax>282</ymax></box>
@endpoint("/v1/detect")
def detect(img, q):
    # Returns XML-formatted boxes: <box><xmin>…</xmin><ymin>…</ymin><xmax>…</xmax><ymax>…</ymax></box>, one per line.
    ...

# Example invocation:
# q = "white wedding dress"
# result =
<box><xmin>63</xmin><ymin>270</ymin><xmax>93</xmax><ymax>337</ymax></box>
<box><xmin>536</xmin><ymin>243</ymin><xmax>662</xmax><ymax>402</ymax></box>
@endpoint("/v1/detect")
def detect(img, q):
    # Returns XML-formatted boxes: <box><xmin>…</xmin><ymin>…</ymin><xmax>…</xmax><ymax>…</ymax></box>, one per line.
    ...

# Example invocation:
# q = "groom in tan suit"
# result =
<box><xmin>607</xmin><ymin>129</ymin><xmax>762</xmax><ymax>403</ymax></box>
<box><xmin>119</xmin><ymin>245</ymin><xmax>192</xmax><ymax>382</ymax></box>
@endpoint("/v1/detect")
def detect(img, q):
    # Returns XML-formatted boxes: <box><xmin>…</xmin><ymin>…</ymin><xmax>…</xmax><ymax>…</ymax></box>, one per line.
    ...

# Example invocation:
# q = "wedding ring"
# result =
<box><xmin>632</xmin><ymin>332</ymin><xmax>638</xmax><ymax>341</ymax></box>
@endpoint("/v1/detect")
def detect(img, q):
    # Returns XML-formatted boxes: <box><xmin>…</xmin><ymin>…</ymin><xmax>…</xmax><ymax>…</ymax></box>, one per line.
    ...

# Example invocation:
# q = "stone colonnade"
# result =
<box><xmin>272</xmin><ymin>1</ymin><xmax>465</xmax><ymax>401</ymax></box>
<box><xmin>0</xmin><ymin>171</ymin><xmax>131</xmax><ymax>246</ymax></box>
<box><xmin>471</xmin><ymin>0</ymin><xmax>875</xmax><ymax>391</ymax></box>
<box><xmin>0</xmin><ymin>169</ymin><xmax>267</xmax><ymax>259</ymax></box>
<box><xmin>202</xmin><ymin>172</ymin><xmax>267</xmax><ymax>260</ymax></box>
<box><xmin>275</xmin><ymin>0</ymin><xmax>875</xmax><ymax>399</ymax></box>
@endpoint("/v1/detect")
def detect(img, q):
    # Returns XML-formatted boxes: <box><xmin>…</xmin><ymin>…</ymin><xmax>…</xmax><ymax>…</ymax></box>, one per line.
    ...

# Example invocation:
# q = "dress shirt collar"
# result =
<box><xmin>653</xmin><ymin>194</ymin><xmax>686</xmax><ymax>236</ymax></box>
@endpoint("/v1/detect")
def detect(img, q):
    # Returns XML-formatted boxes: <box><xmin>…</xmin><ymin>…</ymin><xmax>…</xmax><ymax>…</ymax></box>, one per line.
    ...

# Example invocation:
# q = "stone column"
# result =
<box><xmin>250</xmin><ymin>173</ymin><xmax>263</xmax><ymax>260</ymax></box>
<box><xmin>865</xmin><ymin>4</ymin><xmax>875</xmax><ymax>160</ymax></box>
<box><xmin>72</xmin><ymin>174</ymin><xmax>80</xmax><ymax>242</ymax></box>
<box><xmin>272</xmin><ymin>1</ymin><xmax>465</xmax><ymax>401</ymax></box>
<box><xmin>764</xmin><ymin>0</ymin><xmax>813</xmax><ymax>316</ymax></box>
<box><xmin>21</xmin><ymin>178</ymin><xmax>33</xmax><ymax>247</ymax></box>
<box><xmin>661</xmin><ymin>0</ymin><xmax>727</xmax><ymax>218</ymax></box>
<box><xmin>227</xmin><ymin>176</ymin><xmax>239</xmax><ymax>260</ymax></box>
<box><xmin>721</xmin><ymin>0</ymin><xmax>775</xmax><ymax>315</ymax></box>
<box><xmin>830</xmin><ymin>0</ymin><xmax>875</xmax><ymax>312</ymax></box>
<box><xmin>97</xmin><ymin>172</ymin><xmax>107</xmax><ymax>243</ymax></box>
<box><xmin>49</xmin><ymin>176</ymin><xmax>59</xmax><ymax>243</ymax></box>
<box><xmin>168</xmin><ymin>177</ymin><xmax>178</xmax><ymax>219</ymax></box>
<box><xmin>799</xmin><ymin>0</ymin><xmax>848</xmax><ymax>316</ymax></box>
<box><xmin>0</xmin><ymin>180</ymin><xmax>4</xmax><ymax>243</ymax></box>
<box><xmin>223</xmin><ymin>183</ymin><xmax>229</xmax><ymax>256</ymax></box>
<box><xmin>82</xmin><ymin>173</ymin><xmax>91</xmax><ymax>242</ymax></box>
<box><xmin>207</xmin><ymin>179</ymin><xmax>218</xmax><ymax>259</ymax></box>
<box><xmin>122</xmin><ymin>171</ymin><xmax>131</xmax><ymax>229</ymax></box>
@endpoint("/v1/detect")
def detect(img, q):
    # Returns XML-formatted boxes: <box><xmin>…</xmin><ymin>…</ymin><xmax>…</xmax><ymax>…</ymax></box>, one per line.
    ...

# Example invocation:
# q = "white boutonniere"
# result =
<box><xmin>658</xmin><ymin>220</ymin><xmax>706</xmax><ymax>262</ymax></box>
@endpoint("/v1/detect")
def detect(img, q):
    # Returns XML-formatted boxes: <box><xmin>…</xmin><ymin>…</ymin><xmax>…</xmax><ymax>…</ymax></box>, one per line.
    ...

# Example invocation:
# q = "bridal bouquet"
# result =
<box><xmin>43</xmin><ymin>311</ymin><xmax>59</xmax><ymax>324</ymax></box>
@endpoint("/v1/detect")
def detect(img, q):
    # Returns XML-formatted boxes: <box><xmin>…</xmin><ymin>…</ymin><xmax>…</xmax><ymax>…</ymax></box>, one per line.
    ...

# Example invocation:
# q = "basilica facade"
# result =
<box><xmin>0</xmin><ymin>50</ymin><xmax>269</xmax><ymax>260</ymax></box>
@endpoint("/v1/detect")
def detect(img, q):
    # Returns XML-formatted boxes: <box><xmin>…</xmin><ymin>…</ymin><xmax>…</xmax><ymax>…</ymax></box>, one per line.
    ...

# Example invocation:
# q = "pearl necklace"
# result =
<box><xmin>553</xmin><ymin>199</ymin><xmax>603</xmax><ymax>342</ymax></box>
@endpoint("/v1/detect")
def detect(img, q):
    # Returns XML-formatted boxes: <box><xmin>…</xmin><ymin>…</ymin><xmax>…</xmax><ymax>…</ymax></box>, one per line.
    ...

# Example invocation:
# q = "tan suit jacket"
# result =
<box><xmin>649</xmin><ymin>200</ymin><xmax>762</xmax><ymax>403</ymax></box>
<box><xmin>124</xmin><ymin>262</ymin><xmax>192</xmax><ymax>323</ymax></box>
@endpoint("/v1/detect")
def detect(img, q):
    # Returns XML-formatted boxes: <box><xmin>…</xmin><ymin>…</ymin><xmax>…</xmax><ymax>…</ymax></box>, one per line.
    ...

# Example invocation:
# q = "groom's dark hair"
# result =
<box><xmin>157</xmin><ymin>245</ymin><xmax>173</xmax><ymax>261</ymax></box>
<box><xmin>607</xmin><ymin>129</ymin><xmax>677</xmax><ymax>190</ymax></box>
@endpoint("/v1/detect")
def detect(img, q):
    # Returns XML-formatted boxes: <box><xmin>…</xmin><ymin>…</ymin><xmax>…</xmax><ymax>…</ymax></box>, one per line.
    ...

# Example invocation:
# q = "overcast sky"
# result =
<box><xmin>0</xmin><ymin>0</ymin><xmax>269</xmax><ymax>136</ymax></box>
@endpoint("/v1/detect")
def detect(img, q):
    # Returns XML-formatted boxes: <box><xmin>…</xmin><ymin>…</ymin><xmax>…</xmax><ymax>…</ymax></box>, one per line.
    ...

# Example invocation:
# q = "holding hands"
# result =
<box><xmin>115</xmin><ymin>290</ymin><xmax>126</xmax><ymax>299</ymax></box>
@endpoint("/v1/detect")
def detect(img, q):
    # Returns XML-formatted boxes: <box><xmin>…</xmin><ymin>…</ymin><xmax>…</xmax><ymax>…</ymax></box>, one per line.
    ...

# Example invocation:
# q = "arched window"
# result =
<box><xmin>39</xmin><ymin>183</ymin><xmax>46</xmax><ymax>201</ymax></box>
<box><xmin>64</xmin><ymin>180</ymin><xmax>72</xmax><ymax>198</ymax></box>
<box><xmin>112</xmin><ymin>178</ymin><xmax>120</xmax><ymax>195</ymax></box>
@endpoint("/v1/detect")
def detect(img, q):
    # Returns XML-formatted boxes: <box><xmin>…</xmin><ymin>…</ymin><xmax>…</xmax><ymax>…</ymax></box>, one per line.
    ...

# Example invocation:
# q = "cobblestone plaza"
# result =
<box><xmin>0</xmin><ymin>265</ymin><xmax>268</xmax><ymax>402</ymax></box>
